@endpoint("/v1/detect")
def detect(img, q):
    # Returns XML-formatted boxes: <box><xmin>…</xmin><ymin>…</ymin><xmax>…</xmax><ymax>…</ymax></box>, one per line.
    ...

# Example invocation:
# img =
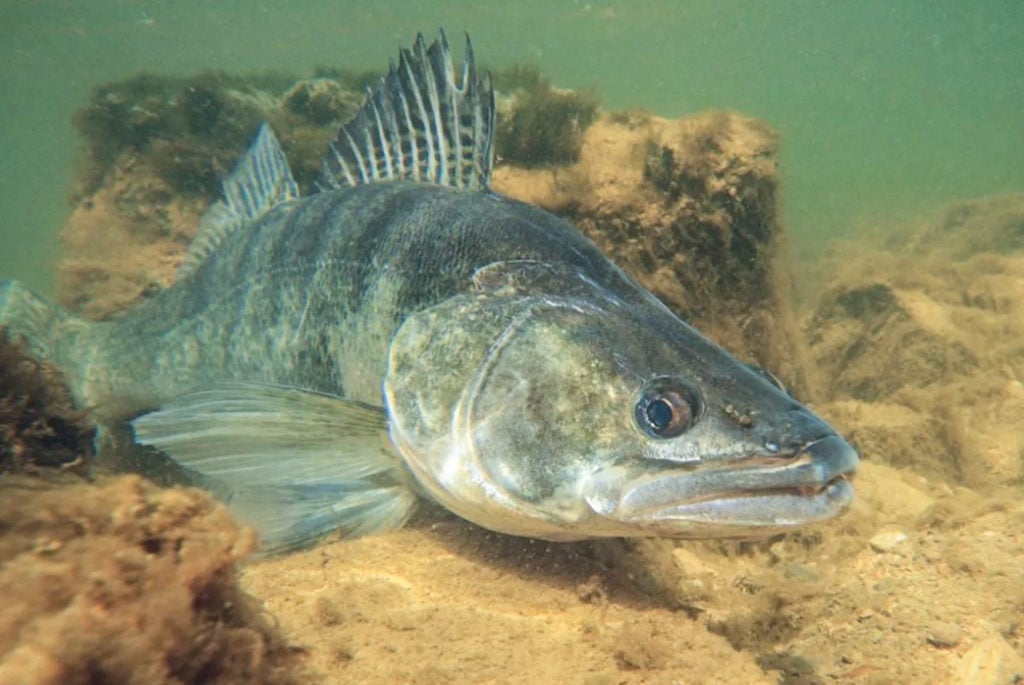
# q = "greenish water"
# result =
<box><xmin>1</xmin><ymin>0</ymin><xmax>1021</xmax><ymax>294</ymax></box>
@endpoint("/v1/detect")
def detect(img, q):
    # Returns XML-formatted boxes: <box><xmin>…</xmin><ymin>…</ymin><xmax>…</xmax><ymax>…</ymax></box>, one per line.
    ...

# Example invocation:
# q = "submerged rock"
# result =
<box><xmin>0</xmin><ymin>332</ymin><xmax>94</xmax><ymax>473</ymax></box>
<box><xmin>807</xmin><ymin>193</ymin><xmax>1024</xmax><ymax>487</ymax></box>
<box><xmin>493</xmin><ymin>64</ymin><xmax>600</xmax><ymax>167</ymax></box>
<box><xmin>0</xmin><ymin>474</ymin><xmax>305</xmax><ymax>684</ymax></box>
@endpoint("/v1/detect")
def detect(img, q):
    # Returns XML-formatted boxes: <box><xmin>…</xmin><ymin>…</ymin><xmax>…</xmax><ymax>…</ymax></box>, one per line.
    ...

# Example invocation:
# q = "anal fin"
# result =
<box><xmin>131</xmin><ymin>382</ymin><xmax>417</xmax><ymax>553</ymax></box>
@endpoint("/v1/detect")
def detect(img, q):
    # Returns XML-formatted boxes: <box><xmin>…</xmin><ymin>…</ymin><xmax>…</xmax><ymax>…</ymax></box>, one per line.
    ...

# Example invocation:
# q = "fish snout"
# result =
<box><xmin>761</xmin><ymin>407</ymin><xmax>845</xmax><ymax>456</ymax></box>
<box><xmin>801</xmin><ymin>434</ymin><xmax>860</xmax><ymax>484</ymax></box>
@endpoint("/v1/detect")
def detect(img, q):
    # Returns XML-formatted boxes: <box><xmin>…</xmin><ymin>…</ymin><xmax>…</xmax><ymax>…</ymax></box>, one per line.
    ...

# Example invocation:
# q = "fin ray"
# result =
<box><xmin>132</xmin><ymin>382</ymin><xmax>417</xmax><ymax>552</ymax></box>
<box><xmin>231</xmin><ymin>483</ymin><xmax>417</xmax><ymax>554</ymax></box>
<box><xmin>178</xmin><ymin>124</ymin><xmax>299</xmax><ymax>278</ymax></box>
<box><xmin>318</xmin><ymin>30</ymin><xmax>495</xmax><ymax>191</ymax></box>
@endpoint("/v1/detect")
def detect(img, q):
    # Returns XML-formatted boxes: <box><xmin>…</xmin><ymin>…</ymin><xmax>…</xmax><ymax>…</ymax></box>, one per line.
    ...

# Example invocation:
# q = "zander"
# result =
<box><xmin>0</xmin><ymin>32</ymin><xmax>857</xmax><ymax>552</ymax></box>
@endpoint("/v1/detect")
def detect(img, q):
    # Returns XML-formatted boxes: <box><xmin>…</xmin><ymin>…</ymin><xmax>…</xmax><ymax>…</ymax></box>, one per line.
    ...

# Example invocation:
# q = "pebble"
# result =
<box><xmin>926</xmin><ymin>622</ymin><xmax>963</xmax><ymax>648</ymax></box>
<box><xmin>784</xmin><ymin>563</ymin><xmax>820</xmax><ymax>583</ymax></box>
<box><xmin>869</xmin><ymin>530</ymin><xmax>909</xmax><ymax>553</ymax></box>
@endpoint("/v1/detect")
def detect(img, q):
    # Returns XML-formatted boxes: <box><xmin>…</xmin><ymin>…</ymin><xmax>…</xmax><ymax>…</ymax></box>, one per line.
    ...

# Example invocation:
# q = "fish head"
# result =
<box><xmin>385</xmin><ymin>261</ymin><xmax>858</xmax><ymax>540</ymax></box>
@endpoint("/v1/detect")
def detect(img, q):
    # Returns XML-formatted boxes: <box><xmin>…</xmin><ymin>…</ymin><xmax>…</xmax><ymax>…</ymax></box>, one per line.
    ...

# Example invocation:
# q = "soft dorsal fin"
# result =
<box><xmin>317</xmin><ymin>30</ymin><xmax>496</xmax><ymax>192</ymax></box>
<box><xmin>178</xmin><ymin>124</ymin><xmax>299</xmax><ymax>278</ymax></box>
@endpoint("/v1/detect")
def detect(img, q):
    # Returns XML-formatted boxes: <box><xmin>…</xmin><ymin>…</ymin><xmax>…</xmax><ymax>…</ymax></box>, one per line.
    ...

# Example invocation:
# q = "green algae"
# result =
<box><xmin>493</xmin><ymin>64</ymin><xmax>599</xmax><ymax>167</ymax></box>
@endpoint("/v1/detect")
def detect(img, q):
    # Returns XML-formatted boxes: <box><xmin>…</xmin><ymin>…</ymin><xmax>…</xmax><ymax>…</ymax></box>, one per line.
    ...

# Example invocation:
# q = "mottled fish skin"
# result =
<box><xmin>78</xmin><ymin>183</ymin><xmax>637</xmax><ymax>418</ymax></box>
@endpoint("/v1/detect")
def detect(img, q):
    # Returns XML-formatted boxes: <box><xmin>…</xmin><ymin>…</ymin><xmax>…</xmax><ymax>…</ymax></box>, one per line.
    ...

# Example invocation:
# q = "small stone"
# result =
<box><xmin>869</xmin><ymin>530</ymin><xmax>909</xmax><ymax>553</ymax></box>
<box><xmin>784</xmin><ymin>563</ymin><xmax>820</xmax><ymax>582</ymax></box>
<box><xmin>926</xmin><ymin>622</ymin><xmax>963</xmax><ymax>648</ymax></box>
<box><xmin>672</xmin><ymin>547</ymin><xmax>718</xmax><ymax>576</ymax></box>
<box><xmin>955</xmin><ymin>635</ymin><xmax>1024</xmax><ymax>684</ymax></box>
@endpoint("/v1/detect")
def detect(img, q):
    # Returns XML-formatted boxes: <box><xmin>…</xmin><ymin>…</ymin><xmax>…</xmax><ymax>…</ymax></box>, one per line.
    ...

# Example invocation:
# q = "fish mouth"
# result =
<box><xmin>586</xmin><ymin>435</ymin><xmax>859</xmax><ymax>537</ymax></box>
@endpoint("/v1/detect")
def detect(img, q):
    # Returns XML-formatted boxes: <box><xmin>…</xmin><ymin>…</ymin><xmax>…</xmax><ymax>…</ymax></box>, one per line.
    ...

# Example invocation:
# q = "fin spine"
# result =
<box><xmin>318</xmin><ymin>30</ymin><xmax>495</xmax><ymax>192</ymax></box>
<box><xmin>178</xmin><ymin>124</ymin><xmax>299</xmax><ymax>279</ymax></box>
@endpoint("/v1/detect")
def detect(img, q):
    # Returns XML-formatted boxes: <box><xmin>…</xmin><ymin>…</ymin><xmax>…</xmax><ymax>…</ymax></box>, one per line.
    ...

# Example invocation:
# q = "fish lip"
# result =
<box><xmin>587</xmin><ymin>434</ymin><xmax>860</xmax><ymax>532</ymax></box>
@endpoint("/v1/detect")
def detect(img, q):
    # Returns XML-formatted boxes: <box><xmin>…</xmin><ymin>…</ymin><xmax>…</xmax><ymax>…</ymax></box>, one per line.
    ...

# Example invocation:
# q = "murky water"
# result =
<box><xmin>2</xmin><ymin>1</ymin><xmax>1022</xmax><ymax>293</ymax></box>
<box><xmin>2</xmin><ymin>3</ymin><xmax>1023</xmax><ymax>683</ymax></box>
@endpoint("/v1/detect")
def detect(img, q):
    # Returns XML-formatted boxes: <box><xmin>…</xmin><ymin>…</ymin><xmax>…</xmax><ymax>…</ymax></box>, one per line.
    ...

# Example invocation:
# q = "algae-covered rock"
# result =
<box><xmin>0</xmin><ymin>474</ymin><xmax>306</xmax><ymax>685</ymax></box>
<box><xmin>61</xmin><ymin>69</ymin><xmax>376</xmax><ymax>318</ymax></box>
<box><xmin>69</xmin><ymin>68</ymin><xmax>390</xmax><ymax>206</ymax></box>
<box><xmin>59</xmin><ymin>153</ymin><xmax>210</xmax><ymax>319</ymax></box>
<box><xmin>71</xmin><ymin>72</ymin><xmax>294</xmax><ymax>200</ymax></box>
<box><xmin>0</xmin><ymin>332</ymin><xmax>94</xmax><ymax>473</ymax></box>
<box><xmin>807</xmin><ymin>282</ymin><xmax>978</xmax><ymax>402</ymax></box>
<box><xmin>283</xmin><ymin>77</ymin><xmax>362</xmax><ymax>127</ymax></box>
<box><xmin>906</xmin><ymin>193</ymin><xmax>1024</xmax><ymax>259</ymax></box>
<box><xmin>494</xmin><ymin>64</ymin><xmax>599</xmax><ymax>167</ymax></box>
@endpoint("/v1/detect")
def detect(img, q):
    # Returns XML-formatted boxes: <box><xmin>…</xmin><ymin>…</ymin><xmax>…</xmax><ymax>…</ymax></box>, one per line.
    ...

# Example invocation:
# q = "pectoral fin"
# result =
<box><xmin>131</xmin><ymin>382</ymin><xmax>417</xmax><ymax>553</ymax></box>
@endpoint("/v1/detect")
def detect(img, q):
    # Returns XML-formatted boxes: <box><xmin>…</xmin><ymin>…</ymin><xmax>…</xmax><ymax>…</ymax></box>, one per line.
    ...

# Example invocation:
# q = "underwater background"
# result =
<box><xmin>2</xmin><ymin>0</ymin><xmax>1022</xmax><ymax>294</ymax></box>
<box><xmin>2</xmin><ymin>3</ymin><xmax>1024</xmax><ymax>683</ymax></box>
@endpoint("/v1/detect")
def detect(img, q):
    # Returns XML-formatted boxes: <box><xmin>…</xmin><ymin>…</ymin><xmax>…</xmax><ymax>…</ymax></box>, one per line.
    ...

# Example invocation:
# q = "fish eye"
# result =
<box><xmin>634</xmin><ymin>377</ymin><xmax>702</xmax><ymax>439</ymax></box>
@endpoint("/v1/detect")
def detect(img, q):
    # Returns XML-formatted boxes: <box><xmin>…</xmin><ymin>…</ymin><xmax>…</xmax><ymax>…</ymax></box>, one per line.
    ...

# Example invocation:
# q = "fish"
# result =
<box><xmin>0</xmin><ymin>31</ymin><xmax>858</xmax><ymax>552</ymax></box>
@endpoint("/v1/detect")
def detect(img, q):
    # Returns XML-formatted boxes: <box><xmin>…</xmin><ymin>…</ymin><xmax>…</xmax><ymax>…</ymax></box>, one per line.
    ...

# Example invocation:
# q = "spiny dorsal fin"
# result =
<box><xmin>178</xmin><ymin>124</ymin><xmax>299</xmax><ymax>279</ymax></box>
<box><xmin>317</xmin><ymin>30</ymin><xmax>496</xmax><ymax>192</ymax></box>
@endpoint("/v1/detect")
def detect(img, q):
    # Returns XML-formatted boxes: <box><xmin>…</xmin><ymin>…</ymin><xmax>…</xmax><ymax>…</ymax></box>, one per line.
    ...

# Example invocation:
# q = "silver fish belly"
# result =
<box><xmin>0</xmin><ymin>32</ymin><xmax>857</xmax><ymax>552</ymax></box>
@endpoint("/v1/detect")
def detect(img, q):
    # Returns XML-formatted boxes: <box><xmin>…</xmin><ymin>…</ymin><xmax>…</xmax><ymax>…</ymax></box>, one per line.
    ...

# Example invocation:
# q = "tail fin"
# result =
<box><xmin>0</xmin><ymin>280</ymin><xmax>90</xmax><ymax>373</ymax></box>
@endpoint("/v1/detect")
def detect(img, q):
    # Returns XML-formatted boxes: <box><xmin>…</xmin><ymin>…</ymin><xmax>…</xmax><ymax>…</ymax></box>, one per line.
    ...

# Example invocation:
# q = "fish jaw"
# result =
<box><xmin>582</xmin><ymin>435</ymin><xmax>859</xmax><ymax>538</ymax></box>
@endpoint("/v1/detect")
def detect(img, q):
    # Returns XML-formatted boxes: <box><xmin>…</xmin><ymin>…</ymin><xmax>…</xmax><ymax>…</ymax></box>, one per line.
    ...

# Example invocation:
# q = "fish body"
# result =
<box><xmin>72</xmin><ymin>182</ymin><xmax>636</xmax><ymax>420</ymax></box>
<box><xmin>0</xmin><ymin>33</ymin><xmax>857</xmax><ymax>551</ymax></box>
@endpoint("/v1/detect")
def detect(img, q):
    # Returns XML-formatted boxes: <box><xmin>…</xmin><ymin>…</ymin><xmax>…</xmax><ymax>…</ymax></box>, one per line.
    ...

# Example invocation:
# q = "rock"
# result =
<box><xmin>0</xmin><ymin>474</ymin><xmax>303</xmax><ymax>683</ymax></box>
<box><xmin>955</xmin><ymin>635</ymin><xmax>1024</xmax><ymax>684</ymax></box>
<box><xmin>283</xmin><ymin>78</ymin><xmax>361</xmax><ymax>126</ymax></box>
<box><xmin>816</xmin><ymin>400</ymin><xmax>956</xmax><ymax>482</ymax></box>
<box><xmin>0</xmin><ymin>334</ymin><xmax>95</xmax><ymax>472</ymax></box>
<box><xmin>909</xmin><ymin>193</ymin><xmax>1024</xmax><ymax>259</ymax></box>
<box><xmin>925</xmin><ymin>622</ymin><xmax>963</xmax><ymax>648</ymax></box>
<box><xmin>869</xmin><ymin>530</ymin><xmax>909</xmax><ymax>553</ymax></box>
<box><xmin>493</xmin><ymin>64</ymin><xmax>599</xmax><ymax>166</ymax></box>
<box><xmin>806</xmin><ymin>281</ymin><xmax>977</xmax><ymax>403</ymax></box>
